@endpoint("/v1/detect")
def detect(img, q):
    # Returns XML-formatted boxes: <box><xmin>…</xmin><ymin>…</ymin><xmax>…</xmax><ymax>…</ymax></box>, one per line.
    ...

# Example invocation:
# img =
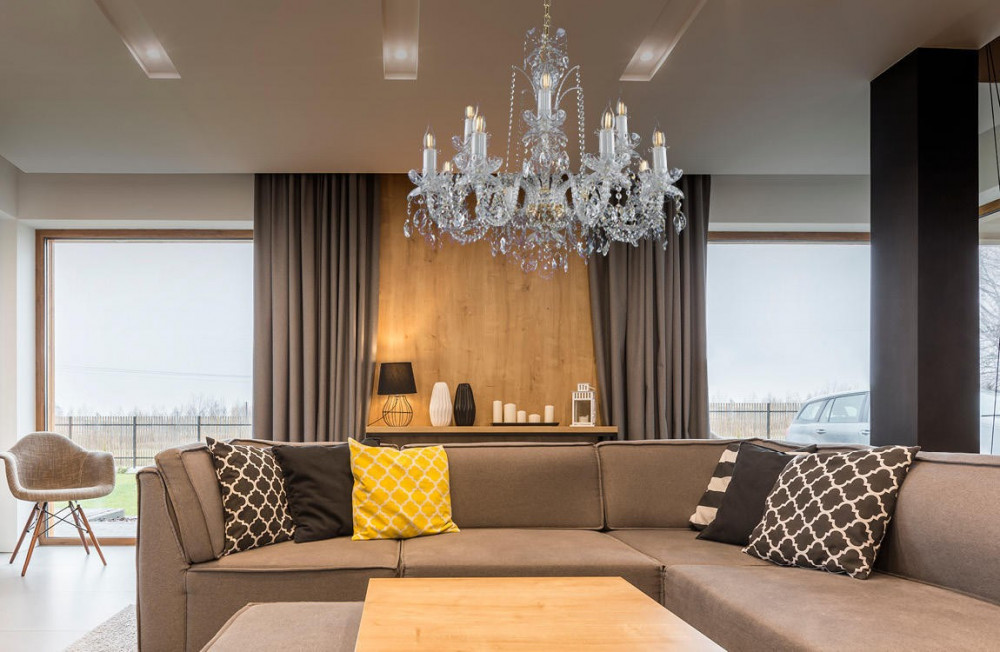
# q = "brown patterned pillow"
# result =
<box><xmin>207</xmin><ymin>438</ymin><xmax>295</xmax><ymax>555</ymax></box>
<box><xmin>743</xmin><ymin>445</ymin><xmax>918</xmax><ymax>579</ymax></box>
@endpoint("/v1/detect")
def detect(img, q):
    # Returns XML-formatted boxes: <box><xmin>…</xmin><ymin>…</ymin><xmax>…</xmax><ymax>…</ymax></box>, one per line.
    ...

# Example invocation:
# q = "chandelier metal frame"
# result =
<box><xmin>405</xmin><ymin>0</ymin><xmax>686</xmax><ymax>276</ymax></box>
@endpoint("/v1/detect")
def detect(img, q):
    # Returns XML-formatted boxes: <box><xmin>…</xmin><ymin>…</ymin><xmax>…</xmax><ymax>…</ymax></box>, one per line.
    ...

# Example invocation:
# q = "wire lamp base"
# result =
<box><xmin>382</xmin><ymin>394</ymin><xmax>414</xmax><ymax>427</ymax></box>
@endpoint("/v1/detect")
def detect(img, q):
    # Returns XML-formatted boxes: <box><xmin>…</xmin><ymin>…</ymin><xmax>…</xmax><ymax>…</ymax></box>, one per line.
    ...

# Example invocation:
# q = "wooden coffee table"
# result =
<box><xmin>354</xmin><ymin>576</ymin><xmax>721</xmax><ymax>651</ymax></box>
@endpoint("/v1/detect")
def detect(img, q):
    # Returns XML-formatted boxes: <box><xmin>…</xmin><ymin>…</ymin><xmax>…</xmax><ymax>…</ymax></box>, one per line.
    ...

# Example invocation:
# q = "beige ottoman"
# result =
<box><xmin>201</xmin><ymin>602</ymin><xmax>364</xmax><ymax>652</ymax></box>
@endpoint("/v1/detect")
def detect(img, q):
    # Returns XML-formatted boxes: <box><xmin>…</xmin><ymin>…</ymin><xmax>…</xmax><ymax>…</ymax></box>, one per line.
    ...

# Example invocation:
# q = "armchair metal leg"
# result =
<box><xmin>74</xmin><ymin>504</ymin><xmax>107</xmax><ymax>566</ymax></box>
<box><xmin>21</xmin><ymin>501</ymin><xmax>47</xmax><ymax>577</ymax></box>
<box><xmin>69</xmin><ymin>501</ymin><xmax>90</xmax><ymax>554</ymax></box>
<box><xmin>9</xmin><ymin>503</ymin><xmax>40</xmax><ymax>564</ymax></box>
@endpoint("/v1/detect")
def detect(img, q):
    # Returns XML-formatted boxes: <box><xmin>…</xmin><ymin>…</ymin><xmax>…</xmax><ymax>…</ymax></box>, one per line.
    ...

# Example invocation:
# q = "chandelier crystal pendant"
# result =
<box><xmin>405</xmin><ymin>0</ymin><xmax>685</xmax><ymax>276</ymax></box>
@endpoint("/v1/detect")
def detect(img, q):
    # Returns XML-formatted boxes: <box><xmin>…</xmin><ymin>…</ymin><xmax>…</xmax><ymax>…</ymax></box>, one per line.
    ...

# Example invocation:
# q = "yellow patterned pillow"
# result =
<box><xmin>348</xmin><ymin>438</ymin><xmax>460</xmax><ymax>540</ymax></box>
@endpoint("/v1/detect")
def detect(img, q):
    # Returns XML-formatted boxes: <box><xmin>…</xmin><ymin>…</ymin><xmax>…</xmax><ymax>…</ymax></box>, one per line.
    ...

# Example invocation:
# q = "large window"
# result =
<box><xmin>706</xmin><ymin>238</ymin><xmax>871</xmax><ymax>441</ymax></box>
<box><xmin>38</xmin><ymin>231</ymin><xmax>253</xmax><ymax>541</ymax></box>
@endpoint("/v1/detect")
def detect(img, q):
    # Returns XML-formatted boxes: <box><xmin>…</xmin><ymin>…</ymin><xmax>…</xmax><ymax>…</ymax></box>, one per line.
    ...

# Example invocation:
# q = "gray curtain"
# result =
<box><xmin>589</xmin><ymin>175</ymin><xmax>710</xmax><ymax>440</ymax></box>
<box><xmin>253</xmin><ymin>174</ymin><xmax>380</xmax><ymax>442</ymax></box>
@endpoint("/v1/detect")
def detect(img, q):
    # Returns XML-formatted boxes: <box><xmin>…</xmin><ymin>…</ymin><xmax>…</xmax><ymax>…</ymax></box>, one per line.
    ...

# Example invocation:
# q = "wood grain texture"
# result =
<box><xmin>365</xmin><ymin>425</ymin><xmax>618</xmax><ymax>446</ymax></box>
<box><xmin>371</xmin><ymin>174</ymin><xmax>598</xmax><ymax>427</ymax></box>
<box><xmin>354</xmin><ymin>576</ymin><xmax>722</xmax><ymax>651</ymax></box>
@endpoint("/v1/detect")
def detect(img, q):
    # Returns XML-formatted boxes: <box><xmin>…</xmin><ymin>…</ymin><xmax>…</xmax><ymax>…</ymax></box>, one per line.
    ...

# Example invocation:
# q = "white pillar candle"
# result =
<box><xmin>528</xmin><ymin>413</ymin><xmax>541</xmax><ymax>423</ymax></box>
<box><xmin>516</xmin><ymin>410</ymin><xmax>527</xmax><ymax>423</ymax></box>
<box><xmin>492</xmin><ymin>400</ymin><xmax>503</xmax><ymax>423</ymax></box>
<box><xmin>544</xmin><ymin>405</ymin><xmax>555</xmax><ymax>422</ymax></box>
<box><xmin>503</xmin><ymin>403</ymin><xmax>517</xmax><ymax>423</ymax></box>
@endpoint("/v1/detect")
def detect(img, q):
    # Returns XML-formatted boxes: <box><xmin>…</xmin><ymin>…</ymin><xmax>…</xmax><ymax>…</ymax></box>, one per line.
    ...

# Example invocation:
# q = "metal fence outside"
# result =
<box><xmin>708</xmin><ymin>402</ymin><xmax>802</xmax><ymax>440</ymax></box>
<box><xmin>52</xmin><ymin>415</ymin><xmax>252</xmax><ymax>469</ymax></box>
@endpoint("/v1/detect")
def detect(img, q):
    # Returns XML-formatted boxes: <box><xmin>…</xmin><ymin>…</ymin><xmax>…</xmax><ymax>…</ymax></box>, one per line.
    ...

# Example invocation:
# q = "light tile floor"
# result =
<box><xmin>0</xmin><ymin>544</ymin><xmax>135</xmax><ymax>651</ymax></box>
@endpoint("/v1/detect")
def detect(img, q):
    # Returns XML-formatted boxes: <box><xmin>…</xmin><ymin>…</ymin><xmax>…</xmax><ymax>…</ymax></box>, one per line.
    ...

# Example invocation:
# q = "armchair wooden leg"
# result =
<box><xmin>74</xmin><ymin>504</ymin><xmax>107</xmax><ymax>566</ymax></box>
<box><xmin>69</xmin><ymin>501</ymin><xmax>90</xmax><ymax>554</ymax></box>
<box><xmin>21</xmin><ymin>501</ymin><xmax>46</xmax><ymax>577</ymax></box>
<box><xmin>9</xmin><ymin>503</ymin><xmax>40</xmax><ymax>565</ymax></box>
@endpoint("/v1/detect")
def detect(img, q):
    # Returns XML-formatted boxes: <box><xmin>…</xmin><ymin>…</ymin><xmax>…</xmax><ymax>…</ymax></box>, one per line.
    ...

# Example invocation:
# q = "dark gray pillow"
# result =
<box><xmin>697</xmin><ymin>442</ymin><xmax>817</xmax><ymax>546</ymax></box>
<box><xmin>272</xmin><ymin>443</ymin><xmax>354</xmax><ymax>543</ymax></box>
<box><xmin>743</xmin><ymin>445</ymin><xmax>918</xmax><ymax>579</ymax></box>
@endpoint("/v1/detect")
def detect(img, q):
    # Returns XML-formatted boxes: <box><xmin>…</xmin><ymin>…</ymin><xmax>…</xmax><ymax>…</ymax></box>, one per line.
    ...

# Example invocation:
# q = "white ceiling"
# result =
<box><xmin>1</xmin><ymin>0</ymin><xmax>999</xmax><ymax>174</ymax></box>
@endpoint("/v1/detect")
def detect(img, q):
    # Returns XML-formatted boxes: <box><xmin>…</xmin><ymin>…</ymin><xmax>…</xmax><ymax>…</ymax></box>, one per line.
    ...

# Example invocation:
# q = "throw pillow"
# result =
<box><xmin>689</xmin><ymin>440</ymin><xmax>815</xmax><ymax>530</ymax></box>
<box><xmin>689</xmin><ymin>442</ymin><xmax>740</xmax><ymax>530</ymax></box>
<box><xmin>697</xmin><ymin>442</ymin><xmax>817</xmax><ymax>546</ymax></box>
<box><xmin>207</xmin><ymin>438</ymin><xmax>295</xmax><ymax>555</ymax></box>
<box><xmin>273</xmin><ymin>443</ymin><xmax>354</xmax><ymax>543</ymax></box>
<box><xmin>348</xmin><ymin>438</ymin><xmax>460</xmax><ymax>540</ymax></box>
<box><xmin>743</xmin><ymin>445</ymin><xmax>919</xmax><ymax>579</ymax></box>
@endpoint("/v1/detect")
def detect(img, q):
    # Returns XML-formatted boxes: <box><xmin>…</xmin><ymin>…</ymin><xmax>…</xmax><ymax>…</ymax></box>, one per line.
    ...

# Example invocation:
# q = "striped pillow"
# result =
<box><xmin>689</xmin><ymin>443</ymin><xmax>740</xmax><ymax>530</ymax></box>
<box><xmin>689</xmin><ymin>441</ymin><xmax>817</xmax><ymax>530</ymax></box>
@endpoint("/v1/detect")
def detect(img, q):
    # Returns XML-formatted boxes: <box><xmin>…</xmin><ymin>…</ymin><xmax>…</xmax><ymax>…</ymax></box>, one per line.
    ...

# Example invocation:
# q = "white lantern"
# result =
<box><xmin>571</xmin><ymin>383</ymin><xmax>596</xmax><ymax>427</ymax></box>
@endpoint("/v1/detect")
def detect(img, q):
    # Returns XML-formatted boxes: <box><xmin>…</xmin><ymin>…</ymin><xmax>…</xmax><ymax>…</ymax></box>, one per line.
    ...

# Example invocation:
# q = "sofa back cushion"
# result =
<box><xmin>404</xmin><ymin>443</ymin><xmax>604</xmax><ymax>529</ymax></box>
<box><xmin>598</xmin><ymin>439</ymin><xmax>820</xmax><ymax>529</ymax></box>
<box><xmin>876</xmin><ymin>452</ymin><xmax>1000</xmax><ymax>604</ymax></box>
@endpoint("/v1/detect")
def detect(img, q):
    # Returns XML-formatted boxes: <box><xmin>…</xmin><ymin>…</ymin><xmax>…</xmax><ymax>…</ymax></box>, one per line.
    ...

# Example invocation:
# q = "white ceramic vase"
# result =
<box><xmin>429</xmin><ymin>381</ymin><xmax>453</xmax><ymax>427</ymax></box>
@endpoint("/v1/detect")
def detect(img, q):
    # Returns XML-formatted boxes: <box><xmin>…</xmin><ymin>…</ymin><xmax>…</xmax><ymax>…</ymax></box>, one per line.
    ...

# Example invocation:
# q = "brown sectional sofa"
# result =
<box><xmin>136</xmin><ymin>439</ymin><xmax>1000</xmax><ymax>651</ymax></box>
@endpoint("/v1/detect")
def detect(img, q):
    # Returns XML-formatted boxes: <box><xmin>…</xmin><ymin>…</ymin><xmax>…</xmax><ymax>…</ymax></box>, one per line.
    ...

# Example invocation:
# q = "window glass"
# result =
<box><xmin>796</xmin><ymin>400</ymin><xmax>825</xmax><ymax>423</ymax></box>
<box><xmin>827</xmin><ymin>393</ymin><xmax>866</xmax><ymax>423</ymax></box>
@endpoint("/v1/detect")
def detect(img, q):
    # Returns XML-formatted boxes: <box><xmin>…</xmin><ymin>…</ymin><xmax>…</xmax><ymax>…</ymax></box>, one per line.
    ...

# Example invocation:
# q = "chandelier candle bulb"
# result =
<box><xmin>544</xmin><ymin>405</ymin><xmax>556</xmax><ymax>422</ymax></box>
<box><xmin>599</xmin><ymin>110</ymin><xmax>615</xmax><ymax>159</ymax></box>
<box><xmin>615</xmin><ymin>100</ymin><xmax>628</xmax><ymax>142</ymax></box>
<box><xmin>472</xmin><ymin>115</ymin><xmax>487</xmax><ymax>157</ymax></box>
<box><xmin>422</xmin><ymin>131</ymin><xmax>437</xmax><ymax>176</ymax></box>
<box><xmin>492</xmin><ymin>400</ymin><xmax>503</xmax><ymax>422</ymax></box>
<box><xmin>538</xmin><ymin>72</ymin><xmax>553</xmax><ymax>118</ymax></box>
<box><xmin>464</xmin><ymin>105</ymin><xmax>476</xmax><ymax>142</ymax></box>
<box><xmin>516</xmin><ymin>410</ymin><xmax>528</xmax><ymax>423</ymax></box>
<box><xmin>652</xmin><ymin>130</ymin><xmax>667</xmax><ymax>173</ymax></box>
<box><xmin>503</xmin><ymin>402</ymin><xmax>517</xmax><ymax>423</ymax></box>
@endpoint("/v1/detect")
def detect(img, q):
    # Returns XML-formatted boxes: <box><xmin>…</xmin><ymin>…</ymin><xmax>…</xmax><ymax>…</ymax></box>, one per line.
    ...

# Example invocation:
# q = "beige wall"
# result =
<box><xmin>711</xmin><ymin>175</ymin><xmax>870</xmax><ymax>231</ymax></box>
<box><xmin>0</xmin><ymin>155</ymin><xmax>18</xmax><ymax>219</ymax></box>
<box><xmin>17</xmin><ymin>173</ymin><xmax>253</xmax><ymax>226</ymax></box>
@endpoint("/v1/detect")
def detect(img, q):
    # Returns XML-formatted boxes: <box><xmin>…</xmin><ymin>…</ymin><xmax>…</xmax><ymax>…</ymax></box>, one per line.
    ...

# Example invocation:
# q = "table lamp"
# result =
<box><xmin>377</xmin><ymin>362</ymin><xmax>417</xmax><ymax>427</ymax></box>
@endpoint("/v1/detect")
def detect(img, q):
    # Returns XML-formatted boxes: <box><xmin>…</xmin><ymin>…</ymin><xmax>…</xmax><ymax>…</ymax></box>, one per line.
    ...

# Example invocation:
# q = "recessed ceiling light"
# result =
<box><xmin>93</xmin><ymin>0</ymin><xmax>180</xmax><ymax>79</ymax></box>
<box><xmin>382</xmin><ymin>0</ymin><xmax>420</xmax><ymax>80</ymax></box>
<box><xmin>621</xmin><ymin>0</ymin><xmax>706</xmax><ymax>82</ymax></box>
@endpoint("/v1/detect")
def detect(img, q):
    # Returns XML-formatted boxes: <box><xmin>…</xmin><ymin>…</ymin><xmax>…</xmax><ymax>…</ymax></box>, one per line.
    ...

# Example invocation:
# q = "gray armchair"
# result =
<box><xmin>1</xmin><ymin>432</ymin><xmax>115</xmax><ymax>575</ymax></box>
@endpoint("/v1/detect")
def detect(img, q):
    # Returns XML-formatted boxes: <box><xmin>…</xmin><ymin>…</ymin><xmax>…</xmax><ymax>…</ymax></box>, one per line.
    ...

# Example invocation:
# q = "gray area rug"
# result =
<box><xmin>65</xmin><ymin>605</ymin><xmax>137</xmax><ymax>652</ymax></box>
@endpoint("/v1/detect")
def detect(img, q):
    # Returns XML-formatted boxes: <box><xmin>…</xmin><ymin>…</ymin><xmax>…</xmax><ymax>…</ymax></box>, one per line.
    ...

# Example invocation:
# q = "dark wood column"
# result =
<box><xmin>870</xmin><ymin>48</ymin><xmax>979</xmax><ymax>452</ymax></box>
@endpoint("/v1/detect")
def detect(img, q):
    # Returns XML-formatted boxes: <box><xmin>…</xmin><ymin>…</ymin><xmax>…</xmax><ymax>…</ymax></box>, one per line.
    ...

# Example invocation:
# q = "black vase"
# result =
<box><xmin>453</xmin><ymin>383</ymin><xmax>476</xmax><ymax>426</ymax></box>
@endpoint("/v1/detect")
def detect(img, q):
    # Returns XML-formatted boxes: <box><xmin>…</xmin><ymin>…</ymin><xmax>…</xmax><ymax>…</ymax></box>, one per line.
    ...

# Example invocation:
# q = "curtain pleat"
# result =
<box><xmin>253</xmin><ymin>173</ymin><xmax>380</xmax><ymax>442</ymax></box>
<box><xmin>589</xmin><ymin>175</ymin><xmax>711</xmax><ymax>440</ymax></box>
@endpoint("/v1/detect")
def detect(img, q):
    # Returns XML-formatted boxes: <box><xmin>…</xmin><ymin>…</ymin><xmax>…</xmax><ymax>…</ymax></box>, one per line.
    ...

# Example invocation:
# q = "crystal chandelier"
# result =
<box><xmin>405</xmin><ymin>0</ymin><xmax>686</xmax><ymax>276</ymax></box>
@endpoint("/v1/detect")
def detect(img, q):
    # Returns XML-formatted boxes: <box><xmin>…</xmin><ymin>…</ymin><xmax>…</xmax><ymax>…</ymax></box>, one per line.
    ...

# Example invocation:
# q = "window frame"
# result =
<box><xmin>34</xmin><ymin>229</ymin><xmax>253</xmax><ymax>545</ymax></box>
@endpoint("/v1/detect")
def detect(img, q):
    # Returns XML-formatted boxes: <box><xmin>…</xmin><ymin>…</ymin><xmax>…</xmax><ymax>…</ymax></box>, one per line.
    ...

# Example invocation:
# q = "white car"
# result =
<box><xmin>786</xmin><ymin>390</ymin><xmax>999</xmax><ymax>454</ymax></box>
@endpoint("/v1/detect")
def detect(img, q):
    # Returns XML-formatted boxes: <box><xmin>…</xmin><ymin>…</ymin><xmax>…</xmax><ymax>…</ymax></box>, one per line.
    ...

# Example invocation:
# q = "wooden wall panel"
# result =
<box><xmin>370</xmin><ymin>174</ymin><xmax>598</xmax><ymax>426</ymax></box>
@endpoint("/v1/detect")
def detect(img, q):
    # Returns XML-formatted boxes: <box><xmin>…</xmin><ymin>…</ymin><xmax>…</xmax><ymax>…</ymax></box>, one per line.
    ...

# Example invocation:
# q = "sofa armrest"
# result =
<box><xmin>137</xmin><ymin>468</ymin><xmax>191</xmax><ymax>652</ymax></box>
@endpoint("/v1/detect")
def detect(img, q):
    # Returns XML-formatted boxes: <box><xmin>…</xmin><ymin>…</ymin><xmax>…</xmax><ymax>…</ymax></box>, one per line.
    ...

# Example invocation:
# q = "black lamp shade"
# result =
<box><xmin>377</xmin><ymin>362</ymin><xmax>417</xmax><ymax>395</ymax></box>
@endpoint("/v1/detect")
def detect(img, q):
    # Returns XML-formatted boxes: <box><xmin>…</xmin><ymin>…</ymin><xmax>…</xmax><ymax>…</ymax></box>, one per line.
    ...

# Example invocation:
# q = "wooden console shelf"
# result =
<box><xmin>365</xmin><ymin>425</ymin><xmax>618</xmax><ymax>446</ymax></box>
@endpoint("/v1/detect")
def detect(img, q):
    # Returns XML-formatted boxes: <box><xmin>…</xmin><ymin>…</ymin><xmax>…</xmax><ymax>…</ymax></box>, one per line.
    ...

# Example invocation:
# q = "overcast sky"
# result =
<box><xmin>53</xmin><ymin>241</ymin><xmax>253</xmax><ymax>415</ymax></box>
<box><xmin>706</xmin><ymin>243</ymin><xmax>870</xmax><ymax>402</ymax></box>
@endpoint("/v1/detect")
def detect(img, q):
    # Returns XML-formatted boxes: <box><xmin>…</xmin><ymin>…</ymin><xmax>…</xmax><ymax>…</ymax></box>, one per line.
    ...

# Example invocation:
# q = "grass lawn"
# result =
<box><xmin>79</xmin><ymin>471</ymin><xmax>139</xmax><ymax>517</ymax></box>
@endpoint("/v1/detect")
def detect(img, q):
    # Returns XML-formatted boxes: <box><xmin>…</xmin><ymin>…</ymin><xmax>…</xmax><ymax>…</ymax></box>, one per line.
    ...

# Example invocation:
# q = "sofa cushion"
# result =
<box><xmin>203</xmin><ymin>602</ymin><xmax>363</xmax><ymax>652</ymax></box>
<box><xmin>272</xmin><ymin>443</ymin><xmax>354</xmax><ymax>543</ymax></box>
<box><xmin>876</xmin><ymin>452</ymin><xmax>1000</xmax><ymax>604</ymax></box>
<box><xmin>400</xmin><ymin>529</ymin><xmax>662</xmax><ymax>601</ymax></box>
<box><xmin>663</xmin><ymin>564</ymin><xmax>1000</xmax><ymax>652</ymax></box>
<box><xmin>349</xmin><ymin>439</ymin><xmax>460</xmax><ymax>540</ymax></box>
<box><xmin>155</xmin><ymin>443</ymin><xmax>226</xmax><ymax>562</ymax></box>
<box><xmin>745</xmin><ymin>445</ymin><xmax>918</xmax><ymax>579</ymax></box>
<box><xmin>609</xmin><ymin>529</ymin><xmax>770</xmax><ymax>568</ymax></box>
<box><xmin>186</xmin><ymin>537</ymin><xmax>399</xmax><ymax>651</ymax></box>
<box><xmin>416</xmin><ymin>443</ymin><xmax>604</xmax><ymax>529</ymax></box>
